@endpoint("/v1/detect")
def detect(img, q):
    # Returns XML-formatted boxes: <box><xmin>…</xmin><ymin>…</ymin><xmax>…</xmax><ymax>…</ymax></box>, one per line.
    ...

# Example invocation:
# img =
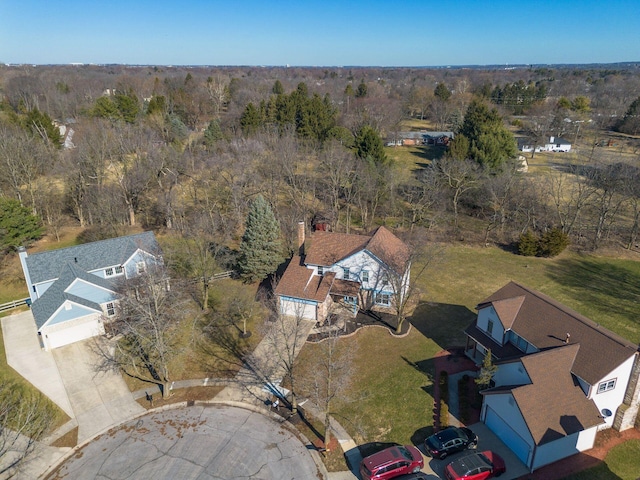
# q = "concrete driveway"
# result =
<box><xmin>422</xmin><ymin>423</ymin><xmax>530</xmax><ymax>480</ymax></box>
<box><xmin>47</xmin><ymin>404</ymin><xmax>324</xmax><ymax>480</ymax></box>
<box><xmin>52</xmin><ymin>341</ymin><xmax>144</xmax><ymax>442</ymax></box>
<box><xmin>1</xmin><ymin>310</ymin><xmax>144</xmax><ymax>443</ymax></box>
<box><xmin>1</xmin><ymin>311</ymin><xmax>73</xmax><ymax>417</ymax></box>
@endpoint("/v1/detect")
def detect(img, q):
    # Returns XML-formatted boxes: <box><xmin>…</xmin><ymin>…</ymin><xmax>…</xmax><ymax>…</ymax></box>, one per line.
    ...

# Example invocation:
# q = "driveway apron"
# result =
<box><xmin>52</xmin><ymin>341</ymin><xmax>145</xmax><ymax>442</ymax></box>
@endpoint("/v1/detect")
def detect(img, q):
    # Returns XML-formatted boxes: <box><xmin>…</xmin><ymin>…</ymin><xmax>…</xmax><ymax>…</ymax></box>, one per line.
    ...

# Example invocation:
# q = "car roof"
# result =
<box><xmin>362</xmin><ymin>446</ymin><xmax>402</xmax><ymax>468</ymax></box>
<box><xmin>449</xmin><ymin>452</ymin><xmax>491</xmax><ymax>474</ymax></box>
<box><xmin>436</xmin><ymin>427</ymin><xmax>465</xmax><ymax>441</ymax></box>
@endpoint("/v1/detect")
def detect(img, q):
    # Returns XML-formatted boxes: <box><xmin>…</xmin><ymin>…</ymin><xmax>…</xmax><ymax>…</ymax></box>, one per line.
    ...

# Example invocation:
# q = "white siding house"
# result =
<box><xmin>465</xmin><ymin>282</ymin><xmax>639</xmax><ymax>472</ymax></box>
<box><xmin>18</xmin><ymin>231</ymin><xmax>163</xmax><ymax>350</ymax></box>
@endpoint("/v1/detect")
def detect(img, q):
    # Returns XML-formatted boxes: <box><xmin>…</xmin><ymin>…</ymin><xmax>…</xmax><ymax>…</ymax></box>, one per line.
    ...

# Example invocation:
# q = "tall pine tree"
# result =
<box><xmin>238</xmin><ymin>195</ymin><xmax>283</xmax><ymax>282</ymax></box>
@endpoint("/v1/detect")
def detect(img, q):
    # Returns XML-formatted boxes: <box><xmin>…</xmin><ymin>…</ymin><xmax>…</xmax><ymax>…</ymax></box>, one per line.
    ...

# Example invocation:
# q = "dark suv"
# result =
<box><xmin>424</xmin><ymin>426</ymin><xmax>478</xmax><ymax>459</ymax></box>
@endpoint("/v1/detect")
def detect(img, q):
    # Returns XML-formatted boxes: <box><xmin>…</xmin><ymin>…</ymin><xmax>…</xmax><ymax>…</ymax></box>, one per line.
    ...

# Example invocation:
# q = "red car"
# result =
<box><xmin>360</xmin><ymin>444</ymin><xmax>424</xmax><ymax>480</ymax></box>
<box><xmin>444</xmin><ymin>451</ymin><xmax>506</xmax><ymax>480</ymax></box>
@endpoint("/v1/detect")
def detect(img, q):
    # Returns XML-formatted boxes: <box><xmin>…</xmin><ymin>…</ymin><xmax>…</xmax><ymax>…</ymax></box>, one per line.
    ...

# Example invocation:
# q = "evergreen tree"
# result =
<box><xmin>475</xmin><ymin>349</ymin><xmax>498</xmax><ymax>388</ymax></box>
<box><xmin>272</xmin><ymin>80</ymin><xmax>284</xmax><ymax>95</ymax></box>
<box><xmin>354</xmin><ymin>125</ymin><xmax>387</xmax><ymax>165</ymax></box>
<box><xmin>434</xmin><ymin>82</ymin><xmax>451</xmax><ymax>102</ymax></box>
<box><xmin>238</xmin><ymin>195</ymin><xmax>283</xmax><ymax>283</ymax></box>
<box><xmin>355</xmin><ymin>80</ymin><xmax>368</xmax><ymax>98</ymax></box>
<box><xmin>617</xmin><ymin>96</ymin><xmax>640</xmax><ymax>135</ymax></box>
<box><xmin>0</xmin><ymin>198</ymin><xmax>44</xmax><ymax>253</ymax></box>
<box><xmin>459</xmin><ymin>100</ymin><xmax>517</xmax><ymax>170</ymax></box>
<box><xmin>203</xmin><ymin>119</ymin><xmax>223</xmax><ymax>147</ymax></box>
<box><xmin>240</xmin><ymin>102</ymin><xmax>263</xmax><ymax>135</ymax></box>
<box><xmin>23</xmin><ymin>108</ymin><xmax>63</xmax><ymax>147</ymax></box>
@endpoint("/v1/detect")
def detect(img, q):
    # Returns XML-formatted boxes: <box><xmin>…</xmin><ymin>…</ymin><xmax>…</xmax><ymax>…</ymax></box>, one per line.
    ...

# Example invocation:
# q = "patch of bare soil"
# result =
<box><xmin>135</xmin><ymin>386</ymin><xmax>224</xmax><ymax>410</ymax></box>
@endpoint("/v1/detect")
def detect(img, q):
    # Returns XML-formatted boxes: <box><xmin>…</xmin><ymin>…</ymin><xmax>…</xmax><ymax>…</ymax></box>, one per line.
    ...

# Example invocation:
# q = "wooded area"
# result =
<box><xmin>1</xmin><ymin>63</ymin><xmax>639</xmax><ymax>262</ymax></box>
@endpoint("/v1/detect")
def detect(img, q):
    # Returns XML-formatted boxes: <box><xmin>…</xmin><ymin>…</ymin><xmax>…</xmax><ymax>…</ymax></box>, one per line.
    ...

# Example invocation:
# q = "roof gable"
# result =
<box><xmin>489</xmin><ymin>295</ymin><xmax>525</xmax><ymax>330</ymax></box>
<box><xmin>274</xmin><ymin>256</ymin><xmax>335</xmax><ymax>302</ymax></box>
<box><xmin>31</xmin><ymin>263</ymin><xmax>116</xmax><ymax>329</ymax></box>
<box><xmin>510</xmin><ymin>345</ymin><xmax>603</xmax><ymax>445</ymax></box>
<box><xmin>304</xmin><ymin>226</ymin><xmax>409</xmax><ymax>275</ymax></box>
<box><xmin>478</xmin><ymin>282</ymin><xmax>637</xmax><ymax>385</ymax></box>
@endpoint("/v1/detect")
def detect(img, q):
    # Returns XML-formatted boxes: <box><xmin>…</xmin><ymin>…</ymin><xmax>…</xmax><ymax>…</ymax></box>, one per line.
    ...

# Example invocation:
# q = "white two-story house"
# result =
<box><xmin>275</xmin><ymin>223</ymin><xmax>410</xmax><ymax>322</ymax></box>
<box><xmin>18</xmin><ymin>231</ymin><xmax>162</xmax><ymax>350</ymax></box>
<box><xmin>465</xmin><ymin>281</ymin><xmax>639</xmax><ymax>472</ymax></box>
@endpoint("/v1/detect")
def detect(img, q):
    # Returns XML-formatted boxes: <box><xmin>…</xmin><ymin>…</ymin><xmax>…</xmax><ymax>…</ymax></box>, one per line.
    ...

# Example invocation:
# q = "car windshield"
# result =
<box><xmin>425</xmin><ymin>436</ymin><xmax>442</xmax><ymax>449</ymax></box>
<box><xmin>396</xmin><ymin>446</ymin><xmax>413</xmax><ymax>461</ymax></box>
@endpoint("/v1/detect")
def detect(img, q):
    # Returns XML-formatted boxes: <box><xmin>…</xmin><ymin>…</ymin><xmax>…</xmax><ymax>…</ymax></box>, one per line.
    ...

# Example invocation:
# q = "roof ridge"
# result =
<box><xmin>28</xmin><ymin>231</ymin><xmax>152</xmax><ymax>257</ymax></box>
<box><xmin>510</xmin><ymin>281</ymin><xmax>637</xmax><ymax>350</ymax></box>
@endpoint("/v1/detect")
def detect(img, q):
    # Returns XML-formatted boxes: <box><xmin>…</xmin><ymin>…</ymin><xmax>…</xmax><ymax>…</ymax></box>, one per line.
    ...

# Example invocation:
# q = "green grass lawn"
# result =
<box><xmin>561</xmin><ymin>440</ymin><xmax>640</xmax><ymax>480</ymax></box>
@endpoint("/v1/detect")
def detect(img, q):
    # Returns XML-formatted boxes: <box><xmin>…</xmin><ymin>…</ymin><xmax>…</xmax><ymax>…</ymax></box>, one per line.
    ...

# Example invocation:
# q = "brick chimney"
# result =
<box><xmin>297</xmin><ymin>221</ymin><xmax>305</xmax><ymax>256</ymax></box>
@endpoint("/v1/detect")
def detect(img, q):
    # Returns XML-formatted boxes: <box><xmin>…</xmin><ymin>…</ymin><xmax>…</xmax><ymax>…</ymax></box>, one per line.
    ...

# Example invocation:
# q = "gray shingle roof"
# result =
<box><xmin>31</xmin><ymin>262</ymin><xmax>117</xmax><ymax>329</ymax></box>
<box><xmin>26</xmin><ymin>231</ymin><xmax>160</xmax><ymax>285</ymax></box>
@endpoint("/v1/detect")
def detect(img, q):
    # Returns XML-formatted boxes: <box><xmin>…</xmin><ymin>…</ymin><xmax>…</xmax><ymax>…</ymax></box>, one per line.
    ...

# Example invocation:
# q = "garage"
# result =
<box><xmin>484</xmin><ymin>406</ymin><xmax>532</xmax><ymax>466</ymax></box>
<box><xmin>40</xmin><ymin>314</ymin><xmax>105</xmax><ymax>350</ymax></box>
<box><xmin>279</xmin><ymin>297</ymin><xmax>317</xmax><ymax>320</ymax></box>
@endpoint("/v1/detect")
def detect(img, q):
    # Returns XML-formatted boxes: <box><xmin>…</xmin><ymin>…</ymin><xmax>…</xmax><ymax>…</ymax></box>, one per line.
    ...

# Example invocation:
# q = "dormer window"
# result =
<box><xmin>487</xmin><ymin>319</ymin><xmax>494</xmax><ymax>335</ymax></box>
<box><xmin>105</xmin><ymin>267</ymin><xmax>114</xmax><ymax>277</ymax></box>
<box><xmin>115</xmin><ymin>265</ymin><xmax>123</xmax><ymax>274</ymax></box>
<box><xmin>318</xmin><ymin>266</ymin><xmax>324</xmax><ymax>276</ymax></box>
<box><xmin>136</xmin><ymin>261</ymin><xmax>146</xmax><ymax>275</ymax></box>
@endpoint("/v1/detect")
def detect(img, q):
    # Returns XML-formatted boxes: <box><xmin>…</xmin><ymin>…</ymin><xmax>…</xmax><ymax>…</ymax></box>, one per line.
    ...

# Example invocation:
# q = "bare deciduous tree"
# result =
<box><xmin>95</xmin><ymin>264</ymin><xmax>195</xmax><ymax>398</ymax></box>
<box><xmin>0</xmin><ymin>382</ymin><xmax>54</xmax><ymax>479</ymax></box>
<box><xmin>300</xmin><ymin>330</ymin><xmax>354</xmax><ymax>451</ymax></box>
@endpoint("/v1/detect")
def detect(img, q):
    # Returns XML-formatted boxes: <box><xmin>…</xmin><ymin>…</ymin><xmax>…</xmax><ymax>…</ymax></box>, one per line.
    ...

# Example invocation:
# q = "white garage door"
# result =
<box><xmin>485</xmin><ymin>406</ymin><xmax>532</xmax><ymax>466</ymax></box>
<box><xmin>42</xmin><ymin>316</ymin><xmax>104</xmax><ymax>350</ymax></box>
<box><xmin>280</xmin><ymin>298</ymin><xmax>317</xmax><ymax>320</ymax></box>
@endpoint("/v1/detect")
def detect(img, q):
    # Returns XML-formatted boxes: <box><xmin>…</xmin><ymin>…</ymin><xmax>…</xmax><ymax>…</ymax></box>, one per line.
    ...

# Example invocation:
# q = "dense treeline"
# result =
<box><xmin>0</xmin><ymin>64</ymin><xmax>639</xmax><ymax>263</ymax></box>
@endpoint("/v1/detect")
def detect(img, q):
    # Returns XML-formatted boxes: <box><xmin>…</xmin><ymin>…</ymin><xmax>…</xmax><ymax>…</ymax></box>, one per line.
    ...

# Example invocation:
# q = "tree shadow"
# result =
<box><xmin>409</xmin><ymin>301</ymin><xmax>476</xmax><ymax>350</ymax></box>
<box><xmin>545</xmin><ymin>257</ymin><xmax>640</xmax><ymax>336</ymax></box>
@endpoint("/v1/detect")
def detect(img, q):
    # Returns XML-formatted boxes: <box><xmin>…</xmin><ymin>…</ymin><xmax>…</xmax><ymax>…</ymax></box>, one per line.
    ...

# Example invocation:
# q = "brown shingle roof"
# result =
<box><xmin>511</xmin><ymin>345</ymin><xmax>604</xmax><ymax>445</ymax></box>
<box><xmin>274</xmin><ymin>256</ymin><xmax>335</xmax><ymax>302</ymax></box>
<box><xmin>478</xmin><ymin>282</ymin><xmax>637</xmax><ymax>385</ymax></box>
<box><xmin>304</xmin><ymin>226</ymin><xmax>409</xmax><ymax>275</ymax></box>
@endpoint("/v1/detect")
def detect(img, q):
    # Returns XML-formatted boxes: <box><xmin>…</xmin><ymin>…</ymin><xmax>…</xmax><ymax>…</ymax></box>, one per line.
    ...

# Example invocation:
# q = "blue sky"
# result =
<box><xmin>1</xmin><ymin>0</ymin><xmax>638</xmax><ymax>66</ymax></box>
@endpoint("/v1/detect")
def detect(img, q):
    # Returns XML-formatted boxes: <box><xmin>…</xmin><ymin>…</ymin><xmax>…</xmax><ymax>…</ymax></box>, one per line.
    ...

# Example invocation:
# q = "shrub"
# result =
<box><xmin>439</xmin><ymin>400</ymin><xmax>449</xmax><ymax>429</ymax></box>
<box><xmin>539</xmin><ymin>228</ymin><xmax>570</xmax><ymax>257</ymax></box>
<box><xmin>439</xmin><ymin>371</ymin><xmax>449</xmax><ymax>403</ymax></box>
<box><xmin>517</xmin><ymin>230</ymin><xmax>539</xmax><ymax>256</ymax></box>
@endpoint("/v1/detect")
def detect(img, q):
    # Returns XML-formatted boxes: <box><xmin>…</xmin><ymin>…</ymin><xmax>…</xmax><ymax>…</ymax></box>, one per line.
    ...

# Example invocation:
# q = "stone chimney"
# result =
<box><xmin>297</xmin><ymin>221</ymin><xmax>305</xmax><ymax>256</ymax></box>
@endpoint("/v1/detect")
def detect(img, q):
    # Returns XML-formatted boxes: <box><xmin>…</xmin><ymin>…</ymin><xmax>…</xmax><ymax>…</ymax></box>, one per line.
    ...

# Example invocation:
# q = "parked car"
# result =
<box><xmin>444</xmin><ymin>451</ymin><xmax>506</xmax><ymax>480</ymax></box>
<box><xmin>424</xmin><ymin>426</ymin><xmax>478</xmax><ymax>459</ymax></box>
<box><xmin>360</xmin><ymin>444</ymin><xmax>424</xmax><ymax>480</ymax></box>
<box><xmin>393</xmin><ymin>473</ymin><xmax>430</xmax><ymax>480</ymax></box>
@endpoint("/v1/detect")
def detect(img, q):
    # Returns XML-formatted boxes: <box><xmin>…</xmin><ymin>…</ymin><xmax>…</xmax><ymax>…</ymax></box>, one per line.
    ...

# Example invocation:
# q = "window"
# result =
<box><xmin>362</xmin><ymin>270</ymin><xmax>369</xmax><ymax>283</ymax></box>
<box><xmin>597</xmin><ymin>379</ymin><xmax>616</xmax><ymax>394</ymax></box>
<box><xmin>342</xmin><ymin>267</ymin><xmax>350</xmax><ymax>280</ymax></box>
<box><xmin>115</xmin><ymin>265</ymin><xmax>123</xmax><ymax>274</ymax></box>
<box><xmin>344</xmin><ymin>295</ymin><xmax>356</xmax><ymax>304</ymax></box>
<box><xmin>375</xmin><ymin>293</ymin><xmax>391</xmax><ymax>306</ymax></box>
<box><xmin>136</xmin><ymin>261</ymin><xmax>146</xmax><ymax>275</ymax></box>
<box><xmin>381</xmin><ymin>273</ymin><xmax>389</xmax><ymax>286</ymax></box>
<box><xmin>106</xmin><ymin>302</ymin><xmax>115</xmax><ymax>316</ymax></box>
<box><xmin>105</xmin><ymin>267</ymin><xmax>114</xmax><ymax>277</ymax></box>
<box><xmin>487</xmin><ymin>319</ymin><xmax>494</xmax><ymax>335</ymax></box>
<box><xmin>317</xmin><ymin>266</ymin><xmax>324</xmax><ymax>276</ymax></box>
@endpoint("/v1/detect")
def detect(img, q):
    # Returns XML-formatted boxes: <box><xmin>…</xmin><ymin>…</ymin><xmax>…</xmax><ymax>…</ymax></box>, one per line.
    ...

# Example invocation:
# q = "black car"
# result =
<box><xmin>424</xmin><ymin>426</ymin><xmax>478</xmax><ymax>459</ymax></box>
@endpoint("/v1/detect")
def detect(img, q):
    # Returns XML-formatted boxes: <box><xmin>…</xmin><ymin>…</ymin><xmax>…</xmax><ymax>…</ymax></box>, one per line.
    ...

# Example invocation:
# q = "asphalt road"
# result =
<box><xmin>46</xmin><ymin>404</ymin><xmax>323</xmax><ymax>480</ymax></box>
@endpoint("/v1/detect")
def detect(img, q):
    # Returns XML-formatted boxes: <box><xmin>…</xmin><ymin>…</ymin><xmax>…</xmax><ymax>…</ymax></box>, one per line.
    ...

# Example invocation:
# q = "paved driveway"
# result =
<box><xmin>52</xmin><ymin>341</ymin><xmax>144</xmax><ymax>442</ymax></box>
<box><xmin>422</xmin><ymin>423</ymin><xmax>530</xmax><ymax>480</ymax></box>
<box><xmin>47</xmin><ymin>404</ymin><xmax>324</xmax><ymax>480</ymax></box>
<box><xmin>1</xmin><ymin>311</ymin><xmax>74</xmax><ymax>417</ymax></box>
